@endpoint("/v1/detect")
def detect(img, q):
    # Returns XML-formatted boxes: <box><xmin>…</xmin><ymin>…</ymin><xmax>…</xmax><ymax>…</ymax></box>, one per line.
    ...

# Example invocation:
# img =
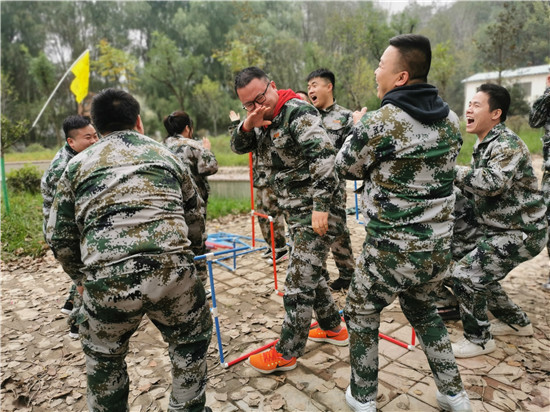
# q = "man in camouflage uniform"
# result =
<box><xmin>229</xmin><ymin>110</ymin><xmax>288</xmax><ymax>264</ymax></box>
<box><xmin>41</xmin><ymin>114</ymin><xmax>98</xmax><ymax>338</ymax></box>
<box><xmin>46</xmin><ymin>89</ymin><xmax>212</xmax><ymax>412</ymax></box>
<box><xmin>163</xmin><ymin>111</ymin><xmax>218</xmax><ymax>292</ymax></box>
<box><xmin>231</xmin><ymin>67</ymin><xmax>348</xmax><ymax>374</ymax></box>
<box><xmin>449</xmin><ymin>83</ymin><xmax>547</xmax><ymax>359</ymax></box>
<box><xmin>528</xmin><ymin>73</ymin><xmax>550</xmax><ymax>289</ymax></box>
<box><xmin>336</xmin><ymin>35</ymin><xmax>471</xmax><ymax>412</ymax></box>
<box><xmin>307</xmin><ymin>68</ymin><xmax>355</xmax><ymax>291</ymax></box>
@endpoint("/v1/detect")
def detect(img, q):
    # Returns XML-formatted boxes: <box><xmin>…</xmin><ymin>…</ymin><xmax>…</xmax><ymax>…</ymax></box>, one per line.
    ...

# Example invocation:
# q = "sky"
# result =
<box><xmin>375</xmin><ymin>0</ymin><xmax>456</xmax><ymax>14</ymax></box>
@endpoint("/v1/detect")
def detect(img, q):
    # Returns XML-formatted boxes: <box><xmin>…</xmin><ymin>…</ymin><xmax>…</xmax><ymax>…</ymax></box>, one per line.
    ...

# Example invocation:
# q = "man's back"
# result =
<box><xmin>337</xmin><ymin>103</ymin><xmax>462</xmax><ymax>251</ymax></box>
<box><xmin>48</xmin><ymin>130</ymin><xmax>198</xmax><ymax>278</ymax></box>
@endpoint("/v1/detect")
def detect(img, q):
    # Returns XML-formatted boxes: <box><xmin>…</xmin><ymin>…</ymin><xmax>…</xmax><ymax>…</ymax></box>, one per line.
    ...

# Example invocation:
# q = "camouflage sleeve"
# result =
<box><xmin>334</xmin><ymin>114</ymin><xmax>375</xmax><ymax>181</ymax></box>
<box><xmin>529</xmin><ymin>87</ymin><xmax>550</xmax><ymax>129</ymax></box>
<box><xmin>180</xmin><ymin>163</ymin><xmax>206</xmax><ymax>229</ymax></box>
<box><xmin>289</xmin><ymin>105</ymin><xmax>338</xmax><ymax>212</ymax></box>
<box><xmin>461</xmin><ymin>139</ymin><xmax>525</xmax><ymax>197</ymax></box>
<box><xmin>45</xmin><ymin>170</ymin><xmax>85</xmax><ymax>284</ymax></box>
<box><xmin>196</xmin><ymin>147</ymin><xmax>218</xmax><ymax>177</ymax></box>
<box><xmin>40</xmin><ymin>168</ymin><xmax>55</xmax><ymax>236</ymax></box>
<box><xmin>230</xmin><ymin>121</ymin><xmax>258</xmax><ymax>154</ymax></box>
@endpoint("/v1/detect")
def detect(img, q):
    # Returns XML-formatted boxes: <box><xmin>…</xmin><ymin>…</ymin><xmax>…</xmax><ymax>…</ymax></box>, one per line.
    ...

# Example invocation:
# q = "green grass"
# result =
<box><xmin>1</xmin><ymin>191</ymin><xmax>47</xmax><ymax>260</ymax></box>
<box><xmin>207</xmin><ymin>196</ymin><xmax>250</xmax><ymax>220</ymax></box>
<box><xmin>209</xmin><ymin>134</ymin><xmax>249</xmax><ymax>167</ymax></box>
<box><xmin>4</xmin><ymin>149</ymin><xmax>59</xmax><ymax>162</ymax></box>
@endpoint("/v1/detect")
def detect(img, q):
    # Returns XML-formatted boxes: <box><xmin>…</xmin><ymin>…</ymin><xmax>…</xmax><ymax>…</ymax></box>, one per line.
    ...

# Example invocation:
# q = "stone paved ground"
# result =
<box><xmin>2</xmin><ymin>159</ymin><xmax>550</xmax><ymax>411</ymax></box>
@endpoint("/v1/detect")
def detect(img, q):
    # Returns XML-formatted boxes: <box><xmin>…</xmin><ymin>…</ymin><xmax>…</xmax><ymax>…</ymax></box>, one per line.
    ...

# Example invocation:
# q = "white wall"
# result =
<box><xmin>463</xmin><ymin>73</ymin><xmax>549</xmax><ymax>116</ymax></box>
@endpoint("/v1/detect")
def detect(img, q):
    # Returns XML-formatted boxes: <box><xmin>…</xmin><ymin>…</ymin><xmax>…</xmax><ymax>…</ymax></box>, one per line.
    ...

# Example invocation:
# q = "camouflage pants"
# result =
<box><xmin>329</xmin><ymin>182</ymin><xmax>355</xmax><ymax>281</ymax></box>
<box><xmin>255</xmin><ymin>185</ymin><xmax>287</xmax><ymax>252</ymax></box>
<box><xmin>450</xmin><ymin>227</ymin><xmax>547</xmax><ymax>345</ymax></box>
<box><xmin>79</xmin><ymin>254</ymin><xmax>213</xmax><ymax>412</ymax></box>
<box><xmin>345</xmin><ymin>242</ymin><xmax>464</xmax><ymax>403</ymax></box>
<box><xmin>275</xmin><ymin>211</ymin><xmax>343</xmax><ymax>358</ymax></box>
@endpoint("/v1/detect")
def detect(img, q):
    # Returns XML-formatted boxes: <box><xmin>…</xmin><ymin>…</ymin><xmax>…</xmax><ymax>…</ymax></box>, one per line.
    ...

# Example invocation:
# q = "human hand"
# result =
<box><xmin>229</xmin><ymin>110</ymin><xmax>241</xmax><ymax>122</ymax></box>
<box><xmin>243</xmin><ymin>105</ymin><xmax>272</xmax><ymax>131</ymax></box>
<box><xmin>353</xmin><ymin>107</ymin><xmax>368</xmax><ymax>124</ymax></box>
<box><xmin>202</xmin><ymin>137</ymin><xmax>211</xmax><ymax>150</ymax></box>
<box><xmin>546</xmin><ymin>74</ymin><xmax>550</xmax><ymax>88</ymax></box>
<box><xmin>312</xmin><ymin>211</ymin><xmax>329</xmax><ymax>236</ymax></box>
<box><xmin>77</xmin><ymin>285</ymin><xmax>84</xmax><ymax>296</ymax></box>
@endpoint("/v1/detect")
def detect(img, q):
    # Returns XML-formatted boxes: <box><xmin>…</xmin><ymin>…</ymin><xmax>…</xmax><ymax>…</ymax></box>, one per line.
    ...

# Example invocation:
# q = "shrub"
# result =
<box><xmin>6</xmin><ymin>164</ymin><xmax>42</xmax><ymax>194</ymax></box>
<box><xmin>26</xmin><ymin>143</ymin><xmax>46</xmax><ymax>152</ymax></box>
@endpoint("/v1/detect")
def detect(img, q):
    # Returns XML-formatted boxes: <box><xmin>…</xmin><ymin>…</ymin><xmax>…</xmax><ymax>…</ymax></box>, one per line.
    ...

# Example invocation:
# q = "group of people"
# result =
<box><xmin>40</xmin><ymin>31</ymin><xmax>549</xmax><ymax>412</ymax></box>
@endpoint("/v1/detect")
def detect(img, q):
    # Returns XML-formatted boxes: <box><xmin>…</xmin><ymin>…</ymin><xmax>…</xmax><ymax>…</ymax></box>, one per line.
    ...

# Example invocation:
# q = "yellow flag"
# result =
<box><xmin>70</xmin><ymin>50</ymin><xmax>89</xmax><ymax>104</ymax></box>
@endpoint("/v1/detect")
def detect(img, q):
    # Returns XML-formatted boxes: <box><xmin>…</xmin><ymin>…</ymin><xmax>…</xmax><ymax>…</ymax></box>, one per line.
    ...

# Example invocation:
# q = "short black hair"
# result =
<box><xmin>163</xmin><ymin>110</ymin><xmax>193</xmax><ymax>137</ymax></box>
<box><xmin>477</xmin><ymin>83</ymin><xmax>511</xmax><ymax>122</ymax></box>
<box><xmin>62</xmin><ymin>115</ymin><xmax>91</xmax><ymax>141</ymax></box>
<box><xmin>306</xmin><ymin>68</ymin><xmax>335</xmax><ymax>89</ymax></box>
<box><xmin>234</xmin><ymin>67</ymin><xmax>269</xmax><ymax>94</ymax></box>
<box><xmin>389</xmin><ymin>34</ymin><xmax>431</xmax><ymax>83</ymax></box>
<box><xmin>91</xmin><ymin>88</ymin><xmax>140</xmax><ymax>135</ymax></box>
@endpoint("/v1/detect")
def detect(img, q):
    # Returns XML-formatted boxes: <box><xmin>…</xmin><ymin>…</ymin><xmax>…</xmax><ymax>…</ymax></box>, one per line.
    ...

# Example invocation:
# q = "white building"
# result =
<box><xmin>461</xmin><ymin>64</ymin><xmax>550</xmax><ymax>115</ymax></box>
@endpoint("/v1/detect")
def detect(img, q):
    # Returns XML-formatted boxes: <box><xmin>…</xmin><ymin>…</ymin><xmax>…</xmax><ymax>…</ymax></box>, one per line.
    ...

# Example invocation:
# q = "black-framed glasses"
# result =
<box><xmin>242</xmin><ymin>82</ymin><xmax>270</xmax><ymax>112</ymax></box>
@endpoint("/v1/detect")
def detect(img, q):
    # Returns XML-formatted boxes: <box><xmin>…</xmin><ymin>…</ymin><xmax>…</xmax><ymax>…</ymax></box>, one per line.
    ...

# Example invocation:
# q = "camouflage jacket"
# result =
<box><xmin>455</xmin><ymin>122</ymin><xmax>546</xmax><ymax>233</ymax></box>
<box><xmin>528</xmin><ymin>87</ymin><xmax>550</xmax><ymax>169</ymax></box>
<box><xmin>318</xmin><ymin>101</ymin><xmax>354</xmax><ymax>150</ymax></box>
<box><xmin>230</xmin><ymin>98</ymin><xmax>338</xmax><ymax>215</ymax></box>
<box><xmin>335</xmin><ymin>104</ymin><xmax>462</xmax><ymax>252</ymax></box>
<box><xmin>164</xmin><ymin>135</ymin><xmax>218</xmax><ymax>202</ymax></box>
<box><xmin>46</xmin><ymin>130</ymin><xmax>204</xmax><ymax>284</ymax></box>
<box><xmin>40</xmin><ymin>142</ymin><xmax>78</xmax><ymax>236</ymax></box>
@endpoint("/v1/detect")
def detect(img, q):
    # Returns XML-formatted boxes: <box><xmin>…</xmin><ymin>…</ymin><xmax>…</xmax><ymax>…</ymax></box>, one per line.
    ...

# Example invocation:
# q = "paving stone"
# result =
<box><xmin>382</xmin><ymin>392</ymin><xmax>439</xmax><ymax>411</ymax></box>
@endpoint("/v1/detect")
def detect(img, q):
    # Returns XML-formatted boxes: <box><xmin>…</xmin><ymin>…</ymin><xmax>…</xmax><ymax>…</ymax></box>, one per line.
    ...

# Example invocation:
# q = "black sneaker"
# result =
<box><xmin>261</xmin><ymin>249</ymin><xmax>272</xmax><ymax>259</ymax></box>
<box><xmin>204</xmin><ymin>407</ymin><xmax>212</xmax><ymax>412</ymax></box>
<box><xmin>329</xmin><ymin>278</ymin><xmax>351</xmax><ymax>291</ymax></box>
<box><xmin>437</xmin><ymin>305</ymin><xmax>461</xmax><ymax>321</ymax></box>
<box><xmin>68</xmin><ymin>324</ymin><xmax>79</xmax><ymax>339</ymax></box>
<box><xmin>61</xmin><ymin>300</ymin><xmax>74</xmax><ymax>315</ymax></box>
<box><xmin>268</xmin><ymin>249</ymin><xmax>289</xmax><ymax>264</ymax></box>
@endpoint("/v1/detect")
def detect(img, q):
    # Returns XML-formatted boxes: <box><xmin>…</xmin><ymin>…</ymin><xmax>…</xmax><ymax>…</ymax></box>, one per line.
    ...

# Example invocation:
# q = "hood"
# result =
<box><xmin>381</xmin><ymin>84</ymin><xmax>449</xmax><ymax>123</ymax></box>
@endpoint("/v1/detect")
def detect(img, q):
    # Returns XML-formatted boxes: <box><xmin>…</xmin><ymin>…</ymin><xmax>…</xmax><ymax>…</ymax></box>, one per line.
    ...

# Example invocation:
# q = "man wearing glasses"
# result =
<box><xmin>230</xmin><ymin>67</ymin><xmax>349</xmax><ymax>374</ymax></box>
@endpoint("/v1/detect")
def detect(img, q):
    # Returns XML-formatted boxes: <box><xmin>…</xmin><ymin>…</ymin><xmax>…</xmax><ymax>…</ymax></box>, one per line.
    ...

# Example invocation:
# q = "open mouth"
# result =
<box><xmin>309</xmin><ymin>94</ymin><xmax>317</xmax><ymax>103</ymax></box>
<box><xmin>466</xmin><ymin>118</ymin><xmax>474</xmax><ymax>125</ymax></box>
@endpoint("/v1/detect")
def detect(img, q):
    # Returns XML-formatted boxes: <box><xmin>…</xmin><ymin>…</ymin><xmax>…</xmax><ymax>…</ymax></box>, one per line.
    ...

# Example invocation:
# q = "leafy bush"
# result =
<box><xmin>26</xmin><ymin>143</ymin><xmax>46</xmax><ymax>152</ymax></box>
<box><xmin>6</xmin><ymin>164</ymin><xmax>42</xmax><ymax>194</ymax></box>
<box><xmin>1</xmin><ymin>191</ymin><xmax>47</xmax><ymax>260</ymax></box>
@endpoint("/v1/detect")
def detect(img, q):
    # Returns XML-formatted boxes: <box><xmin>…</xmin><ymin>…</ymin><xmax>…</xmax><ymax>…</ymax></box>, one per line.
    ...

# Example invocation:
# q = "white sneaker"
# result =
<box><xmin>452</xmin><ymin>337</ymin><xmax>496</xmax><ymax>358</ymax></box>
<box><xmin>345</xmin><ymin>386</ymin><xmax>376</xmax><ymax>412</ymax></box>
<box><xmin>436</xmin><ymin>390</ymin><xmax>473</xmax><ymax>412</ymax></box>
<box><xmin>489</xmin><ymin>320</ymin><xmax>533</xmax><ymax>336</ymax></box>
<box><xmin>205</xmin><ymin>288</ymin><xmax>212</xmax><ymax>300</ymax></box>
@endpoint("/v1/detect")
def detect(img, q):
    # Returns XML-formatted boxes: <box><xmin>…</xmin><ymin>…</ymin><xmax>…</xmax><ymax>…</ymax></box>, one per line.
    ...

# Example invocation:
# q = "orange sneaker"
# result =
<box><xmin>248</xmin><ymin>347</ymin><xmax>297</xmax><ymax>374</ymax></box>
<box><xmin>308</xmin><ymin>326</ymin><xmax>349</xmax><ymax>346</ymax></box>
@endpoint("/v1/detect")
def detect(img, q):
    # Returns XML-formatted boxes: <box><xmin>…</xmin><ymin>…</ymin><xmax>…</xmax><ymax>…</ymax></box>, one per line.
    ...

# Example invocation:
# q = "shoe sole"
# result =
<box><xmin>247</xmin><ymin>360</ymin><xmax>297</xmax><ymax>374</ymax></box>
<box><xmin>308</xmin><ymin>336</ymin><xmax>349</xmax><ymax>346</ymax></box>
<box><xmin>68</xmin><ymin>332</ymin><xmax>79</xmax><ymax>339</ymax></box>
<box><xmin>60</xmin><ymin>308</ymin><xmax>72</xmax><ymax>315</ymax></box>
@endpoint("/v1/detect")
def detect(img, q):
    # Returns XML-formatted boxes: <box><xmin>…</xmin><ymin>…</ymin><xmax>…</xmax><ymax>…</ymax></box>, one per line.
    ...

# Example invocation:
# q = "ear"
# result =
<box><xmin>135</xmin><ymin>115</ymin><xmax>144</xmax><ymax>134</ymax></box>
<box><xmin>66</xmin><ymin>137</ymin><xmax>76</xmax><ymax>150</ymax></box>
<box><xmin>491</xmin><ymin>108</ymin><xmax>502</xmax><ymax>122</ymax></box>
<box><xmin>396</xmin><ymin>71</ymin><xmax>409</xmax><ymax>87</ymax></box>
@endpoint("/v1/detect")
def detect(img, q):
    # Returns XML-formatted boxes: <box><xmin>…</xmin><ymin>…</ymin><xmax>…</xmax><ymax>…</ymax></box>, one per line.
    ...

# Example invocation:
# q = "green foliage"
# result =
<box><xmin>6</xmin><ymin>164</ymin><xmax>42</xmax><ymax>194</ymax></box>
<box><xmin>207</xmin><ymin>196</ymin><xmax>250</xmax><ymax>220</ymax></box>
<box><xmin>4</xmin><ymin>148</ymin><xmax>59</xmax><ymax>162</ymax></box>
<box><xmin>25</xmin><ymin>143</ymin><xmax>46</xmax><ymax>152</ymax></box>
<box><xmin>1</xmin><ymin>191</ymin><xmax>47</xmax><ymax>260</ymax></box>
<box><xmin>92</xmin><ymin>39</ymin><xmax>137</xmax><ymax>90</ymax></box>
<box><xmin>1</xmin><ymin>116</ymin><xmax>30</xmax><ymax>153</ymax></box>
